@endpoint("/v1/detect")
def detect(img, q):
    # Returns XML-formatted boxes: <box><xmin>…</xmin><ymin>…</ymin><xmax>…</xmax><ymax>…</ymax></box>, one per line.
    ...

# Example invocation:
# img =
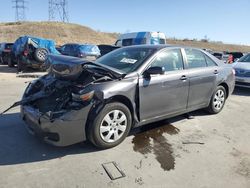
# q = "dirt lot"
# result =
<box><xmin>0</xmin><ymin>65</ymin><xmax>249</xmax><ymax>188</ymax></box>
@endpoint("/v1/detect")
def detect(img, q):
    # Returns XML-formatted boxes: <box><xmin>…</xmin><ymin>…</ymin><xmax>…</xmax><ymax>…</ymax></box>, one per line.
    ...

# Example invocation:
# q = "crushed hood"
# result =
<box><xmin>46</xmin><ymin>54</ymin><xmax>124</xmax><ymax>80</ymax></box>
<box><xmin>46</xmin><ymin>54</ymin><xmax>85</xmax><ymax>80</ymax></box>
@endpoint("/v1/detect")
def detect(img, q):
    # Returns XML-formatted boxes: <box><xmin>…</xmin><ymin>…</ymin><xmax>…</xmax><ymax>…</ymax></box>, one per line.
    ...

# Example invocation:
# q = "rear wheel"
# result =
<box><xmin>207</xmin><ymin>86</ymin><xmax>226</xmax><ymax>114</ymax></box>
<box><xmin>88</xmin><ymin>102</ymin><xmax>132</xmax><ymax>149</ymax></box>
<box><xmin>7</xmin><ymin>58</ymin><xmax>14</xmax><ymax>67</ymax></box>
<box><xmin>0</xmin><ymin>56</ymin><xmax>3</xmax><ymax>64</ymax></box>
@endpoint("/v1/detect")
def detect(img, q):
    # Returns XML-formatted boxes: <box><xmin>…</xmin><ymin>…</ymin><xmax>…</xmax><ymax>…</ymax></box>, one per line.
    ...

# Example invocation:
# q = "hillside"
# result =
<box><xmin>0</xmin><ymin>21</ymin><xmax>250</xmax><ymax>52</ymax></box>
<box><xmin>0</xmin><ymin>22</ymin><xmax>118</xmax><ymax>46</ymax></box>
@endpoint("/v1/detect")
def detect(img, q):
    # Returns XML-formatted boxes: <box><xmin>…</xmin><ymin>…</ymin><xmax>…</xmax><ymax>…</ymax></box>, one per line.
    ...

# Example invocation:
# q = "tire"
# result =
<box><xmin>0</xmin><ymin>56</ymin><xmax>3</xmax><ymax>64</ymax></box>
<box><xmin>17</xmin><ymin>58</ymin><xmax>24</xmax><ymax>72</ymax></box>
<box><xmin>207</xmin><ymin>86</ymin><xmax>226</xmax><ymax>114</ymax></box>
<box><xmin>88</xmin><ymin>102</ymin><xmax>132</xmax><ymax>149</ymax></box>
<box><xmin>7</xmin><ymin>58</ymin><xmax>14</xmax><ymax>67</ymax></box>
<box><xmin>34</xmin><ymin>48</ymin><xmax>48</xmax><ymax>62</ymax></box>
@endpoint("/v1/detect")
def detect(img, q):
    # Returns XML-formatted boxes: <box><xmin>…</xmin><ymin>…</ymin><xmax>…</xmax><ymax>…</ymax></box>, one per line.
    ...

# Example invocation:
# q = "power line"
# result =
<box><xmin>12</xmin><ymin>0</ymin><xmax>28</xmax><ymax>22</ymax></box>
<box><xmin>48</xmin><ymin>0</ymin><xmax>69</xmax><ymax>22</ymax></box>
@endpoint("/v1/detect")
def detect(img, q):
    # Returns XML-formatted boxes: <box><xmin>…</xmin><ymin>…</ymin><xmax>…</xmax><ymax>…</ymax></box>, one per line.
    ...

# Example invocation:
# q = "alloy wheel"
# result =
<box><xmin>213</xmin><ymin>89</ymin><xmax>225</xmax><ymax>111</ymax></box>
<box><xmin>99</xmin><ymin>110</ymin><xmax>127</xmax><ymax>143</ymax></box>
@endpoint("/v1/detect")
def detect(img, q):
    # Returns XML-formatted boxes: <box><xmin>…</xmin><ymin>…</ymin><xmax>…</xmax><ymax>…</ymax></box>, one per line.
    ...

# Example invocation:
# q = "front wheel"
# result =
<box><xmin>207</xmin><ymin>86</ymin><xmax>226</xmax><ymax>114</ymax></box>
<box><xmin>88</xmin><ymin>102</ymin><xmax>132</xmax><ymax>149</ymax></box>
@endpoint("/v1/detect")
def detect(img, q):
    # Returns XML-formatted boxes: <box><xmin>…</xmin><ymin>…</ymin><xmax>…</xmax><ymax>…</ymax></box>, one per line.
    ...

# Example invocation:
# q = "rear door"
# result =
<box><xmin>139</xmin><ymin>48</ymin><xmax>189</xmax><ymax>121</ymax></box>
<box><xmin>184</xmin><ymin>49</ymin><xmax>218</xmax><ymax>108</ymax></box>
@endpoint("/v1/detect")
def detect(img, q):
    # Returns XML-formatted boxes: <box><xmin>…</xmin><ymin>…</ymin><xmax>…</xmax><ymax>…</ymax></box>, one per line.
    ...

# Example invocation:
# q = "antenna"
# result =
<box><xmin>12</xmin><ymin>0</ymin><xmax>28</xmax><ymax>22</ymax></box>
<box><xmin>48</xmin><ymin>0</ymin><xmax>69</xmax><ymax>22</ymax></box>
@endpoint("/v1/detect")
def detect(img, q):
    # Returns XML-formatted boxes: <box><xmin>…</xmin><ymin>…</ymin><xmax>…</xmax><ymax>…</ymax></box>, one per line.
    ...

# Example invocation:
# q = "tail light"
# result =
<box><xmin>3</xmin><ymin>49</ymin><xmax>11</xmax><ymax>53</ymax></box>
<box><xmin>23</xmin><ymin>49</ymin><xmax>29</xmax><ymax>56</ymax></box>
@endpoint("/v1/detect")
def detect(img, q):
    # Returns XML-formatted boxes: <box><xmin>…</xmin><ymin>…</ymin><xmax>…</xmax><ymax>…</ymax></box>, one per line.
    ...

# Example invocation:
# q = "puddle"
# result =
<box><xmin>132</xmin><ymin>121</ymin><xmax>179</xmax><ymax>171</ymax></box>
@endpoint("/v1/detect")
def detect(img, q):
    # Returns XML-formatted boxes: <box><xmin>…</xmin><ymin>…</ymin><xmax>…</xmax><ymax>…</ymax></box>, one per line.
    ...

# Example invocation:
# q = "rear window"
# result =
<box><xmin>122</xmin><ymin>39</ymin><xmax>133</xmax><ymax>46</ymax></box>
<box><xmin>79</xmin><ymin>45</ymin><xmax>100</xmax><ymax>53</ymax></box>
<box><xmin>5</xmin><ymin>44</ymin><xmax>13</xmax><ymax>49</ymax></box>
<box><xmin>185</xmin><ymin>49</ymin><xmax>207</xmax><ymax>68</ymax></box>
<box><xmin>205</xmin><ymin>55</ymin><xmax>217</xmax><ymax>66</ymax></box>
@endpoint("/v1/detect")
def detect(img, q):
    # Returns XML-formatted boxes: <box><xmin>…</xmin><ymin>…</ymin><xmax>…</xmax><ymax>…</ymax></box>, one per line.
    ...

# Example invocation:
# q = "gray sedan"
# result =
<box><xmin>19</xmin><ymin>45</ymin><xmax>235</xmax><ymax>148</ymax></box>
<box><xmin>233</xmin><ymin>53</ymin><xmax>250</xmax><ymax>88</ymax></box>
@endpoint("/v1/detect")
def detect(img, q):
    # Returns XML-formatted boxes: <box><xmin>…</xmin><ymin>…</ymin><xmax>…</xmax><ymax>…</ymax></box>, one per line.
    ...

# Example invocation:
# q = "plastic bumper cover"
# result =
<box><xmin>21</xmin><ymin>104</ymin><xmax>92</xmax><ymax>146</ymax></box>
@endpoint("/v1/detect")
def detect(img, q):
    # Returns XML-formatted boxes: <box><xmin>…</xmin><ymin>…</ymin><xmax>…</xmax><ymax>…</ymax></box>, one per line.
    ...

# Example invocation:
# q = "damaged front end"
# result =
<box><xmin>15</xmin><ymin>55</ymin><xmax>117</xmax><ymax>146</ymax></box>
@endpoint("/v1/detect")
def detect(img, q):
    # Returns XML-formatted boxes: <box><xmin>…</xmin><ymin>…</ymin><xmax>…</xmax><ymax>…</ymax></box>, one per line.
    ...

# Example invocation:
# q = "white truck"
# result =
<box><xmin>115</xmin><ymin>31</ymin><xmax>167</xmax><ymax>47</ymax></box>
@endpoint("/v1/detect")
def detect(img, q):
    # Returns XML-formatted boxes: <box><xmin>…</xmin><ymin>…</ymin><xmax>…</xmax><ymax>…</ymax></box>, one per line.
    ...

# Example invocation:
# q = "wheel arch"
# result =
<box><xmin>85</xmin><ymin>95</ymin><xmax>137</xmax><ymax>142</ymax></box>
<box><xmin>218</xmin><ymin>82</ymin><xmax>229</xmax><ymax>98</ymax></box>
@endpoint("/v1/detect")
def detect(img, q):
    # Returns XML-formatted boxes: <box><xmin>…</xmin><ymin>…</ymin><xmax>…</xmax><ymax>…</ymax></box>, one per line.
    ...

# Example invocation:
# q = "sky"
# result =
<box><xmin>0</xmin><ymin>0</ymin><xmax>249</xmax><ymax>45</ymax></box>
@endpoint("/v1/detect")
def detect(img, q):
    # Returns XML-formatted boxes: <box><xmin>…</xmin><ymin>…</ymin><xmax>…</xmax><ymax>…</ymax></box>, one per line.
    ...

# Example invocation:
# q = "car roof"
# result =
<box><xmin>120</xmin><ymin>44</ymin><xmax>203</xmax><ymax>51</ymax></box>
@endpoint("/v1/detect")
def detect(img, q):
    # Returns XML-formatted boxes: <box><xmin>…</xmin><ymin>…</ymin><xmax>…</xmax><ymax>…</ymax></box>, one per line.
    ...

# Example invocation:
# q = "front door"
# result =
<box><xmin>139</xmin><ymin>49</ymin><xmax>189</xmax><ymax>121</ymax></box>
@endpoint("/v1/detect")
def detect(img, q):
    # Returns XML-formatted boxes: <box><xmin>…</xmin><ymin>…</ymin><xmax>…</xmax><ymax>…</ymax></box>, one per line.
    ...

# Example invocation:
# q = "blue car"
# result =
<box><xmin>11</xmin><ymin>36</ymin><xmax>60</xmax><ymax>71</ymax></box>
<box><xmin>59</xmin><ymin>43</ymin><xmax>100</xmax><ymax>60</ymax></box>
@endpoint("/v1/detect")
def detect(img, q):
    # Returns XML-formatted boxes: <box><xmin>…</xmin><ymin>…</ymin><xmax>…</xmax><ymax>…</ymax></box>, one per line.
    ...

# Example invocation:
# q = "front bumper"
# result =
<box><xmin>235</xmin><ymin>76</ymin><xmax>250</xmax><ymax>88</ymax></box>
<box><xmin>21</xmin><ymin>104</ymin><xmax>92</xmax><ymax>146</ymax></box>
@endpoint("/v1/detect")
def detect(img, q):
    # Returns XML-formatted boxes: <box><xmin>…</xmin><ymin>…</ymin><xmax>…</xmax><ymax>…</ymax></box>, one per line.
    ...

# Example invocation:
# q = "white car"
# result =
<box><xmin>233</xmin><ymin>53</ymin><xmax>250</xmax><ymax>88</ymax></box>
<box><xmin>115</xmin><ymin>31</ymin><xmax>166</xmax><ymax>47</ymax></box>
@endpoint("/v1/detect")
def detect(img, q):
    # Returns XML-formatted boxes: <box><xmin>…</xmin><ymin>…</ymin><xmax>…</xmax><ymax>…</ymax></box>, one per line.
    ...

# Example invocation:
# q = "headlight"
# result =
<box><xmin>72</xmin><ymin>91</ymin><xmax>94</xmax><ymax>102</ymax></box>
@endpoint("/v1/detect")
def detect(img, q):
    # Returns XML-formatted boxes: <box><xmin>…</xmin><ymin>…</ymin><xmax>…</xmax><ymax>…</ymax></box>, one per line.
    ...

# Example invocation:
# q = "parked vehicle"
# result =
<box><xmin>11</xmin><ymin>36</ymin><xmax>60</xmax><ymax>71</ymax></box>
<box><xmin>59</xmin><ymin>43</ymin><xmax>100</xmax><ymax>60</ymax></box>
<box><xmin>17</xmin><ymin>45</ymin><xmax>234</xmax><ymax>148</ymax></box>
<box><xmin>98</xmin><ymin>44</ymin><xmax>120</xmax><ymax>57</ymax></box>
<box><xmin>0</xmin><ymin>43</ymin><xmax>13</xmax><ymax>66</ymax></box>
<box><xmin>212</xmin><ymin>52</ymin><xmax>223</xmax><ymax>60</ymax></box>
<box><xmin>233</xmin><ymin>53</ymin><xmax>250</xmax><ymax>88</ymax></box>
<box><xmin>221</xmin><ymin>54</ymin><xmax>230</xmax><ymax>63</ymax></box>
<box><xmin>115</xmin><ymin>32</ymin><xmax>167</xmax><ymax>47</ymax></box>
<box><xmin>203</xmin><ymin>48</ymin><xmax>213</xmax><ymax>54</ymax></box>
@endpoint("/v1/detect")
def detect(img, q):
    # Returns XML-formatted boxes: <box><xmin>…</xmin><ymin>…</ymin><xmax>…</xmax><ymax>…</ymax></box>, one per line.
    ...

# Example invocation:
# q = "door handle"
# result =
<box><xmin>180</xmin><ymin>75</ymin><xmax>187</xmax><ymax>80</ymax></box>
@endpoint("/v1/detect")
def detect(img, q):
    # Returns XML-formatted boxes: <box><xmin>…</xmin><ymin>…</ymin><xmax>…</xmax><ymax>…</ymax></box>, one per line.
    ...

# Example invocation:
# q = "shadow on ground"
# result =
<box><xmin>0</xmin><ymin>64</ymin><xmax>17</xmax><ymax>73</ymax></box>
<box><xmin>233</xmin><ymin>87</ymin><xmax>250</xmax><ymax>96</ymax></box>
<box><xmin>0</xmin><ymin>64</ymin><xmax>46</xmax><ymax>74</ymax></box>
<box><xmin>0</xmin><ymin>110</ymin><xmax>207</xmax><ymax>166</ymax></box>
<box><xmin>0</xmin><ymin>113</ymin><xmax>98</xmax><ymax>166</ymax></box>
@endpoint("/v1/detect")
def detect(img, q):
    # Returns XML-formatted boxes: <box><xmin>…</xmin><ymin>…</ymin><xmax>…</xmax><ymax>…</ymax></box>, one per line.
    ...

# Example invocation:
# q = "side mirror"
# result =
<box><xmin>144</xmin><ymin>66</ymin><xmax>165</xmax><ymax>77</ymax></box>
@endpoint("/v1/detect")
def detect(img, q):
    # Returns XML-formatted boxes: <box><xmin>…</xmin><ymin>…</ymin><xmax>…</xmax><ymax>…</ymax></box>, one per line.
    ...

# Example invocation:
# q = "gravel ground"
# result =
<box><xmin>0</xmin><ymin>65</ymin><xmax>249</xmax><ymax>188</ymax></box>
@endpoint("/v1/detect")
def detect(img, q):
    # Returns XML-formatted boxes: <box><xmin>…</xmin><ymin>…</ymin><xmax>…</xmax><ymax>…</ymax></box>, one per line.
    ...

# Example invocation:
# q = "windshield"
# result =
<box><xmin>95</xmin><ymin>47</ymin><xmax>156</xmax><ymax>74</ymax></box>
<box><xmin>238</xmin><ymin>54</ymin><xmax>250</xmax><ymax>63</ymax></box>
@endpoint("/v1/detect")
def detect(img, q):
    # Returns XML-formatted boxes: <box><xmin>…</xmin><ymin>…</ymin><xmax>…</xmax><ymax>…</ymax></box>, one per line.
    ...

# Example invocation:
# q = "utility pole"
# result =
<box><xmin>48</xmin><ymin>0</ymin><xmax>69</xmax><ymax>22</ymax></box>
<box><xmin>12</xmin><ymin>0</ymin><xmax>27</xmax><ymax>22</ymax></box>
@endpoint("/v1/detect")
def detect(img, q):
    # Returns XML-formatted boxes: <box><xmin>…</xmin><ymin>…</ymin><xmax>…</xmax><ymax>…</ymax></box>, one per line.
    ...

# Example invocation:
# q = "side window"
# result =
<box><xmin>159</xmin><ymin>39</ymin><xmax>166</xmax><ymax>44</ymax></box>
<box><xmin>185</xmin><ymin>49</ymin><xmax>207</xmax><ymax>68</ymax></box>
<box><xmin>150</xmin><ymin>49</ymin><xmax>184</xmax><ymax>72</ymax></box>
<box><xmin>122</xmin><ymin>39</ymin><xmax>133</xmax><ymax>46</ymax></box>
<box><xmin>60</xmin><ymin>45</ymin><xmax>66</xmax><ymax>52</ymax></box>
<box><xmin>64</xmin><ymin>45</ymin><xmax>71</xmax><ymax>52</ymax></box>
<box><xmin>205</xmin><ymin>55</ymin><xmax>217</xmax><ymax>67</ymax></box>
